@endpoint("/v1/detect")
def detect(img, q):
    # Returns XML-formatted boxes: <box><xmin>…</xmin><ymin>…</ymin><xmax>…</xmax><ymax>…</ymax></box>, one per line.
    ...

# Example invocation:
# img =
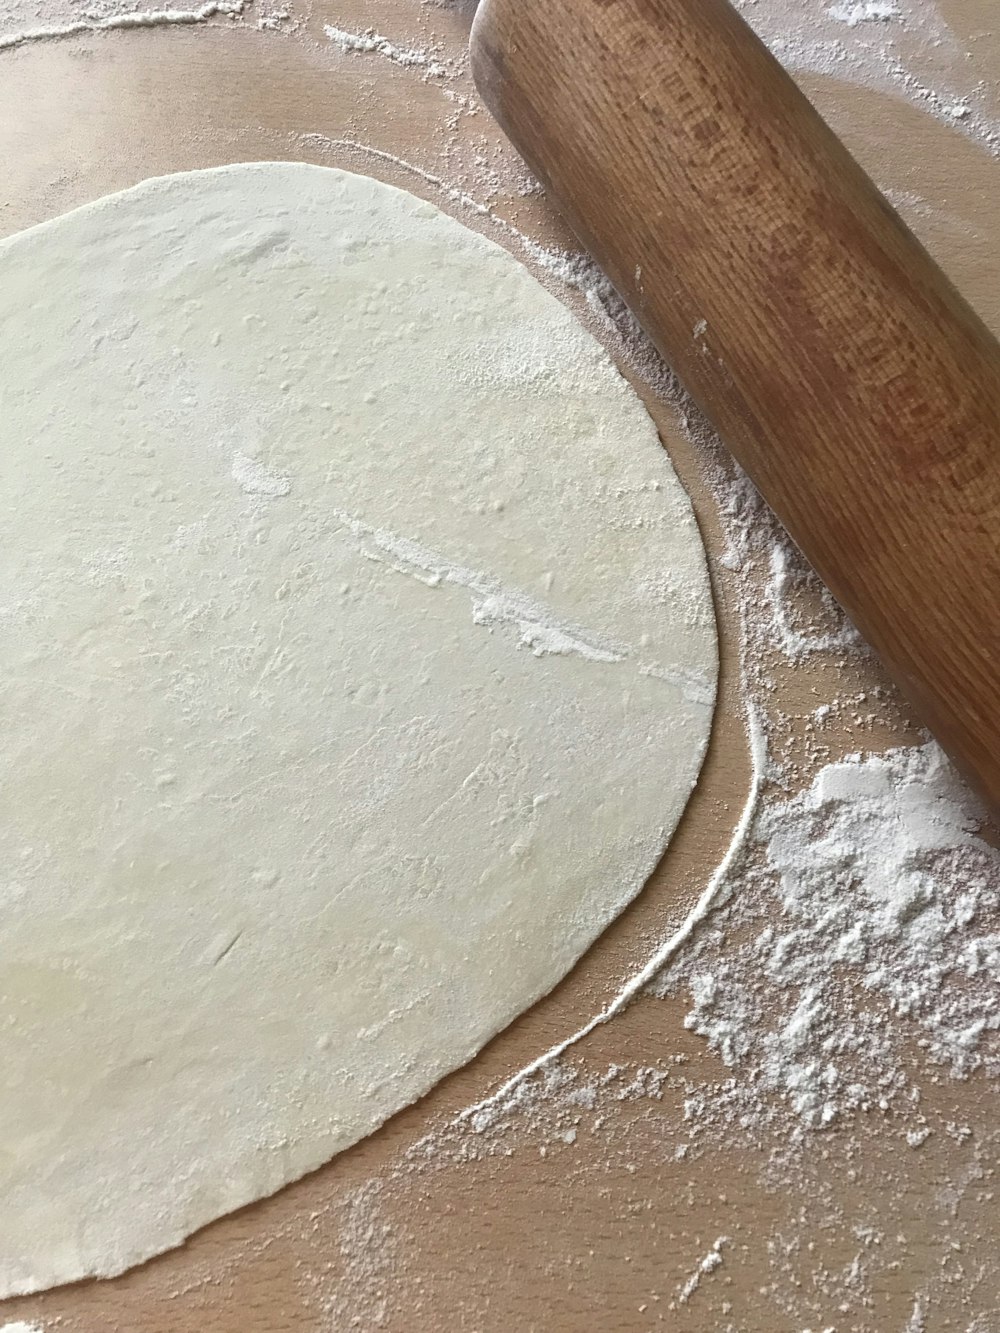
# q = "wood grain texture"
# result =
<box><xmin>471</xmin><ymin>0</ymin><xmax>1000</xmax><ymax>816</ymax></box>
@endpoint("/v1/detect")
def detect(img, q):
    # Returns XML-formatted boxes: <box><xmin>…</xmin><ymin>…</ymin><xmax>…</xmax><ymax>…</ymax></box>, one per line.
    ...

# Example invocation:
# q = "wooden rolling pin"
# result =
<box><xmin>471</xmin><ymin>0</ymin><xmax>1000</xmax><ymax>816</ymax></box>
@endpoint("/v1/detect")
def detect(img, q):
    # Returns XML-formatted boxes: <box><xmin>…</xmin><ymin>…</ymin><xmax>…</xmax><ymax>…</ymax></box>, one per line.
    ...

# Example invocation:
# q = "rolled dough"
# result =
<box><xmin>0</xmin><ymin>162</ymin><xmax>716</xmax><ymax>1293</ymax></box>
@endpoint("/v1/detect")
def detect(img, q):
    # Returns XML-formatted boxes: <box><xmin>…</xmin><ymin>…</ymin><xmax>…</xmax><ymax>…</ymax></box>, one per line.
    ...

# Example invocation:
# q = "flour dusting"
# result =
<box><xmin>331</xmin><ymin>505</ymin><xmax>717</xmax><ymax>679</ymax></box>
<box><xmin>255</xmin><ymin>23</ymin><xmax>1000</xmax><ymax>1320</ymax></box>
<box><xmin>737</xmin><ymin>0</ymin><xmax>1000</xmax><ymax>149</ymax></box>
<box><xmin>0</xmin><ymin>0</ymin><xmax>241</xmax><ymax>49</ymax></box>
<box><xmin>655</xmin><ymin>742</ymin><xmax>1000</xmax><ymax>1127</ymax></box>
<box><xmin>231</xmin><ymin>450</ymin><xmax>291</xmax><ymax>498</ymax></box>
<box><xmin>826</xmin><ymin>1</ymin><xmax>900</xmax><ymax>26</ymax></box>
<box><xmin>304</xmin><ymin>11</ymin><xmax>1000</xmax><ymax>1324</ymax></box>
<box><xmin>459</xmin><ymin>706</ymin><xmax>766</xmax><ymax>1129</ymax></box>
<box><xmin>324</xmin><ymin>24</ymin><xmax>446</xmax><ymax>77</ymax></box>
<box><xmin>674</xmin><ymin>1235</ymin><xmax>730</xmax><ymax>1308</ymax></box>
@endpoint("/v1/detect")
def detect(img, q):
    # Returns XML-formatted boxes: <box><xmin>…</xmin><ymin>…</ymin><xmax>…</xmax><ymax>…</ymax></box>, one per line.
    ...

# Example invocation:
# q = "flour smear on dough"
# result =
<box><xmin>0</xmin><ymin>162</ymin><xmax>716</xmax><ymax>1293</ymax></box>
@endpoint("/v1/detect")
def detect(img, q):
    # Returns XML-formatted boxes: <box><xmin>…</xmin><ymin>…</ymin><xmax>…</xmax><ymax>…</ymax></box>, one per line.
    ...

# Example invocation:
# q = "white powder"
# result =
<box><xmin>324</xmin><ymin>24</ymin><xmax>446</xmax><ymax>78</ymax></box>
<box><xmin>332</xmin><ymin>506</ymin><xmax>632</xmax><ymax>665</ymax></box>
<box><xmin>674</xmin><ymin>1235</ymin><xmax>729</xmax><ymax>1307</ymax></box>
<box><xmin>904</xmin><ymin>1298</ymin><xmax>927</xmax><ymax>1332</ymax></box>
<box><xmin>293</xmin><ymin>11</ymin><xmax>1000</xmax><ymax>1328</ymax></box>
<box><xmin>230</xmin><ymin>450</ymin><xmax>291</xmax><ymax>498</ymax></box>
<box><xmin>765</xmin><ymin>541</ymin><xmax>862</xmax><ymax>660</ymax></box>
<box><xmin>655</xmin><ymin>741</ymin><xmax>1000</xmax><ymax>1127</ymax></box>
<box><xmin>0</xmin><ymin>0</ymin><xmax>241</xmax><ymax>50</ymax></box>
<box><xmin>327</xmin><ymin>1181</ymin><xmax>397</xmax><ymax>1330</ymax></box>
<box><xmin>739</xmin><ymin>0</ymin><xmax>999</xmax><ymax>150</ymax></box>
<box><xmin>460</xmin><ymin>705</ymin><xmax>766</xmax><ymax>1130</ymax></box>
<box><xmin>826</xmin><ymin>1</ymin><xmax>900</xmax><ymax>26</ymax></box>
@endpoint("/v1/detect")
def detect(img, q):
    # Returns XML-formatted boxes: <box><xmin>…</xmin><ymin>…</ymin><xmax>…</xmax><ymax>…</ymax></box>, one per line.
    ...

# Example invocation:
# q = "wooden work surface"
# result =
<box><xmin>1</xmin><ymin>1</ymin><xmax>999</xmax><ymax>1328</ymax></box>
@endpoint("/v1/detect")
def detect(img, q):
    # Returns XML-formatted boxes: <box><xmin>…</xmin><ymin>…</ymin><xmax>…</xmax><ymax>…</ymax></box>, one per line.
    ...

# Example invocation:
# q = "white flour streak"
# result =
<box><xmin>472</xmin><ymin>597</ymin><xmax>622</xmax><ymax>664</ymax></box>
<box><xmin>460</xmin><ymin>704</ymin><xmax>766</xmax><ymax>1127</ymax></box>
<box><xmin>0</xmin><ymin>0</ymin><xmax>241</xmax><ymax>50</ymax></box>
<box><xmin>300</xmin><ymin>134</ymin><xmax>492</xmax><ymax>220</ymax></box>
<box><xmin>673</xmin><ymin>1235</ymin><xmax>730</xmax><ymax>1308</ymax></box>
<box><xmin>639</xmin><ymin>661</ymin><xmax>715</xmax><ymax>707</ymax></box>
<box><xmin>334</xmin><ymin>490</ymin><xmax>714</xmax><ymax>698</ymax></box>
<box><xmin>302</xmin><ymin>134</ymin><xmax>444</xmax><ymax>191</ymax></box>
<box><xmin>324</xmin><ymin>24</ymin><xmax>446</xmax><ymax>77</ymax></box>
<box><xmin>334</xmin><ymin>508</ymin><xmax>632</xmax><ymax>668</ymax></box>
<box><xmin>904</xmin><ymin>1297</ymin><xmax>927</xmax><ymax>1332</ymax></box>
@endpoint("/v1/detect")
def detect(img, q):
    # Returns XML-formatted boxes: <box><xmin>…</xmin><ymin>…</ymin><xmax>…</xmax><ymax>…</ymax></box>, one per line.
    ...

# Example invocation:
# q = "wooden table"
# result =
<box><xmin>1</xmin><ymin>1</ymin><xmax>999</xmax><ymax>1327</ymax></box>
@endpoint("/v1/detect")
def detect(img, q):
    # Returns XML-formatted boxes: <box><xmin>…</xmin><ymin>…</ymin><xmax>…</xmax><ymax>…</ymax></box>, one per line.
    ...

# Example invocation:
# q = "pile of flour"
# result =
<box><xmin>656</xmin><ymin>739</ymin><xmax>1000</xmax><ymax>1127</ymax></box>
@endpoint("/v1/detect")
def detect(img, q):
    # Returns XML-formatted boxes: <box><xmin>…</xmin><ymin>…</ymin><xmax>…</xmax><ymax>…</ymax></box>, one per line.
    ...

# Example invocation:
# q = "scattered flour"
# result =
<box><xmin>826</xmin><ymin>1</ymin><xmax>900</xmax><ymax>26</ymax></box>
<box><xmin>673</xmin><ymin>1235</ymin><xmax>730</xmax><ymax>1307</ymax></box>
<box><xmin>459</xmin><ymin>705</ymin><xmax>766</xmax><ymax>1129</ymax></box>
<box><xmin>0</xmin><ymin>0</ymin><xmax>241</xmax><ymax>50</ymax></box>
<box><xmin>655</xmin><ymin>742</ymin><xmax>1000</xmax><ymax>1127</ymax></box>
<box><xmin>738</xmin><ymin>0</ymin><xmax>1000</xmax><ymax>150</ymax></box>
<box><xmin>327</xmin><ymin>1181</ymin><xmax>397</xmax><ymax>1330</ymax></box>
<box><xmin>324</xmin><ymin>24</ymin><xmax>446</xmax><ymax>78</ymax></box>
<box><xmin>764</xmin><ymin>540</ymin><xmax>863</xmax><ymax>660</ymax></box>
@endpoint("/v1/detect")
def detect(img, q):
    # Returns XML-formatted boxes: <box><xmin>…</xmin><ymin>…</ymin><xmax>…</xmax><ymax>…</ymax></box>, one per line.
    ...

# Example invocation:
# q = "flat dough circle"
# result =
<box><xmin>0</xmin><ymin>162</ymin><xmax>716</xmax><ymax>1293</ymax></box>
